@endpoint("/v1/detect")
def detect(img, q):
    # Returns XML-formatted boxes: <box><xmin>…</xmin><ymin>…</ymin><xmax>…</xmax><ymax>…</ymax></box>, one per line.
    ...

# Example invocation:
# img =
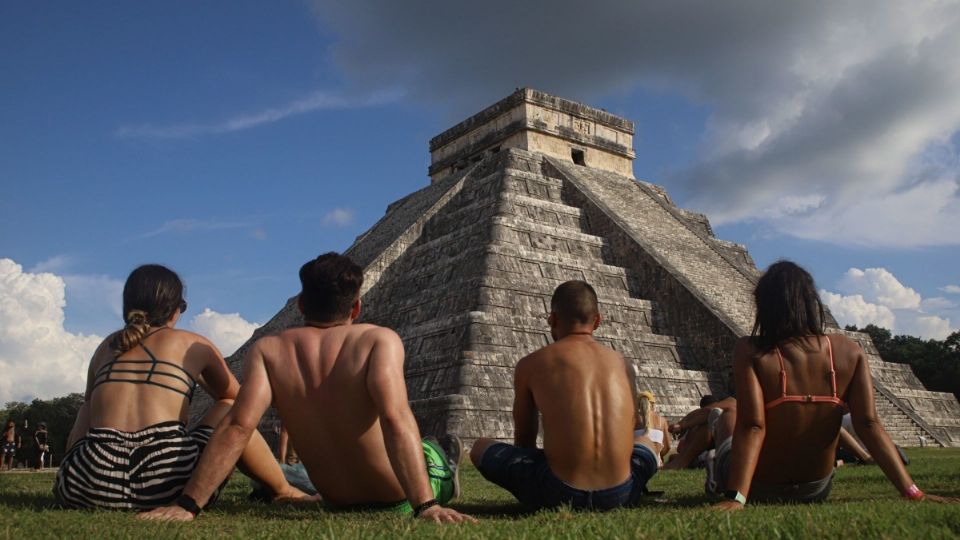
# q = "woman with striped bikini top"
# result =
<box><xmin>56</xmin><ymin>264</ymin><xmax>307</xmax><ymax>511</ymax></box>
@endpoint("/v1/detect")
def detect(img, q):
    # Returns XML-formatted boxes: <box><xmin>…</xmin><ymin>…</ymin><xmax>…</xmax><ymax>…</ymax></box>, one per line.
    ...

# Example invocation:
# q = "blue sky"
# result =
<box><xmin>2</xmin><ymin>1</ymin><xmax>959</xmax><ymax>402</ymax></box>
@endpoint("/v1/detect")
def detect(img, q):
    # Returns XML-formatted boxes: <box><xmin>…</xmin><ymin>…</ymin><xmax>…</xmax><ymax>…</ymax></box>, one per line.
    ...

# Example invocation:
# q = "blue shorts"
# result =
<box><xmin>477</xmin><ymin>442</ymin><xmax>658</xmax><ymax>511</ymax></box>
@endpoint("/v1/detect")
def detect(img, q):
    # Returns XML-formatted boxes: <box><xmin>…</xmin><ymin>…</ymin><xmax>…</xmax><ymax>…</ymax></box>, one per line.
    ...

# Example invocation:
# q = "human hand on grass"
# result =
<box><xmin>711</xmin><ymin>500</ymin><xmax>744</xmax><ymax>511</ymax></box>
<box><xmin>136</xmin><ymin>505</ymin><xmax>195</xmax><ymax>522</ymax></box>
<box><xmin>417</xmin><ymin>505</ymin><xmax>478</xmax><ymax>524</ymax></box>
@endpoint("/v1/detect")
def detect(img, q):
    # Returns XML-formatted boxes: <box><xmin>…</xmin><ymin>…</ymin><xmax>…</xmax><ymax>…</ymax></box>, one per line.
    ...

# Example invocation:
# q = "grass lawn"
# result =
<box><xmin>1</xmin><ymin>448</ymin><xmax>959</xmax><ymax>539</ymax></box>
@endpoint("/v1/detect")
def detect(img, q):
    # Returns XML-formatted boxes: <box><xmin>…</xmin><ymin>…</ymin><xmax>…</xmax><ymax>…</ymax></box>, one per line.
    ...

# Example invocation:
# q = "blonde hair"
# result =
<box><xmin>111</xmin><ymin>309</ymin><xmax>150</xmax><ymax>355</ymax></box>
<box><xmin>637</xmin><ymin>390</ymin><xmax>655</xmax><ymax>430</ymax></box>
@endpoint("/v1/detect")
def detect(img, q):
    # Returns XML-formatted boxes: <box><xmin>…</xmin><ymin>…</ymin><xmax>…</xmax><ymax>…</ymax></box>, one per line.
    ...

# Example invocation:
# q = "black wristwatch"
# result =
<box><xmin>175</xmin><ymin>493</ymin><xmax>203</xmax><ymax>517</ymax></box>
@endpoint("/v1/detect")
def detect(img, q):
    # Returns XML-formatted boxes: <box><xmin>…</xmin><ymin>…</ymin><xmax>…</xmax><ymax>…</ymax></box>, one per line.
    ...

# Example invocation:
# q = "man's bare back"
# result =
<box><xmin>258</xmin><ymin>323</ymin><xmax>408</xmax><ymax>505</ymax></box>
<box><xmin>140</xmin><ymin>252</ymin><xmax>474</xmax><ymax>523</ymax></box>
<box><xmin>517</xmin><ymin>336</ymin><xmax>635</xmax><ymax>489</ymax></box>
<box><xmin>471</xmin><ymin>280</ymin><xmax>656</xmax><ymax>511</ymax></box>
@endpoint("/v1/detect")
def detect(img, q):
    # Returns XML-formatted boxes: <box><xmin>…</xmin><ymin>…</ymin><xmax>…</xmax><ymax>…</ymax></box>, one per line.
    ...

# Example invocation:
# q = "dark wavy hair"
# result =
<box><xmin>299</xmin><ymin>252</ymin><xmax>364</xmax><ymax>323</ymax></box>
<box><xmin>111</xmin><ymin>264</ymin><xmax>185</xmax><ymax>354</ymax></box>
<box><xmin>751</xmin><ymin>260</ymin><xmax>825</xmax><ymax>351</ymax></box>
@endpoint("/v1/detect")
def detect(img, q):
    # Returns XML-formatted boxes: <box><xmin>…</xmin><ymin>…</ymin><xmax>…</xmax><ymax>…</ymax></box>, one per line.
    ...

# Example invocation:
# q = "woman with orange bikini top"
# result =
<box><xmin>711</xmin><ymin>260</ymin><xmax>955</xmax><ymax>509</ymax></box>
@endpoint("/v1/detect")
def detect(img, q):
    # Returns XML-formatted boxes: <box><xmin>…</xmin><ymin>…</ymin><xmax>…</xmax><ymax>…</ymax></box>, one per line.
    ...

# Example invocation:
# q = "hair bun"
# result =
<box><xmin>126</xmin><ymin>309</ymin><xmax>148</xmax><ymax>325</ymax></box>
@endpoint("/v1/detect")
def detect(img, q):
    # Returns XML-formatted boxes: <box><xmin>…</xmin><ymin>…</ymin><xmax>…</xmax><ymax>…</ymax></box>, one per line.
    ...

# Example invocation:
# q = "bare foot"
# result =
<box><xmin>272</xmin><ymin>486</ymin><xmax>321</xmax><ymax>503</ymax></box>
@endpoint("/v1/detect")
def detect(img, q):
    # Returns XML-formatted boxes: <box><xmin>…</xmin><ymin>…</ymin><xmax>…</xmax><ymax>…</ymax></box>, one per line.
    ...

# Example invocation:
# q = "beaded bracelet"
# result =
<box><xmin>904</xmin><ymin>484</ymin><xmax>925</xmax><ymax>501</ymax></box>
<box><xmin>413</xmin><ymin>498</ymin><xmax>440</xmax><ymax>517</ymax></box>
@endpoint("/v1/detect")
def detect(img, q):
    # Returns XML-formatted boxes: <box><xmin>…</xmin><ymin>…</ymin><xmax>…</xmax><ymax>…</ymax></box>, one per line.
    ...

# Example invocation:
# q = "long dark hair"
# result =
<box><xmin>751</xmin><ymin>260</ymin><xmax>825</xmax><ymax>351</ymax></box>
<box><xmin>110</xmin><ymin>264</ymin><xmax>185</xmax><ymax>354</ymax></box>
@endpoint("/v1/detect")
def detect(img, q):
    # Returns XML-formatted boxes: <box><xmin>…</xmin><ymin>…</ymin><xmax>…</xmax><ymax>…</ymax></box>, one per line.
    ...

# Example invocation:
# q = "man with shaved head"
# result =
<box><xmin>469</xmin><ymin>280</ymin><xmax>656</xmax><ymax>510</ymax></box>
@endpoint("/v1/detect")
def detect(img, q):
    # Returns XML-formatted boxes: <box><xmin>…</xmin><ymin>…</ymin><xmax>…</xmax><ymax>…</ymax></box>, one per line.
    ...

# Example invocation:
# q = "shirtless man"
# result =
<box><xmin>141</xmin><ymin>253</ymin><xmax>475</xmax><ymax>523</ymax></box>
<box><xmin>469</xmin><ymin>280</ymin><xmax>656</xmax><ymax>510</ymax></box>
<box><xmin>2</xmin><ymin>420</ymin><xmax>19</xmax><ymax>471</ymax></box>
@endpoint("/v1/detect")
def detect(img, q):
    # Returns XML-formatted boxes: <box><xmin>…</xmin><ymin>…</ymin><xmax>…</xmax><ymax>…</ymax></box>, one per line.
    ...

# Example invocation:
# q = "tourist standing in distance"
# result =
<box><xmin>712</xmin><ymin>261</ymin><xmax>955</xmax><ymax>508</ymax></box>
<box><xmin>2</xmin><ymin>420</ymin><xmax>20</xmax><ymax>471</ymax></box>
<box><xmin>33</xmin><ymin>422</ymin><xmax>49</xmax><ymax>470</ymax></box>
<box><xmin>55</xmin><ymin>264</ymin><xmax>306</xmax><ymax>509</ymax></box>
<box><xmin>140</xmin><ymin>253</ymin><xmax>475</xmax><ymax>523</ymax></box>
<box><xmin>469</xmin><ymin>280</ymin><xmax>656</xmax><ymax>510</ymax></box>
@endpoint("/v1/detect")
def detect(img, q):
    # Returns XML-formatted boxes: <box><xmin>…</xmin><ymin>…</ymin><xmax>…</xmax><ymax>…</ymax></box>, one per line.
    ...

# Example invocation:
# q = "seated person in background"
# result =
<box><xmin>56</xmin><ymin>264</ymin><xmax>305</xmax><ymax>510</ymax></box>
<box><xmin>713</xmin><ymin>260</ymin><xmax>954</xmax><ymax>509</ymax></box>
<box><xmin>141</xmin><ymin>253</ymin><xmax>474</xmax><ymax>524</ymax></box>
<box><xmin>469</xmin><ymin>280</ymin><xmax>656</xmax><ymax>511</ymax></box>
<box><xmin>838</xmin><ymin>412</ymin><xmax>909</xmax><ymax>466</ymax></box>
<box><xmin>633</xmin><ymin>391</ymin><xmax>671</xmax><ymax>467</ymax></box>
<box><xmin>836</xmin><ymin>426</ymin><xmax>874</xmax><ymax>466</ymax></box>
<box><xmin>662</xmin><ymin>396</ymin><xmax>736</xmax><ymax>471</ymax></box>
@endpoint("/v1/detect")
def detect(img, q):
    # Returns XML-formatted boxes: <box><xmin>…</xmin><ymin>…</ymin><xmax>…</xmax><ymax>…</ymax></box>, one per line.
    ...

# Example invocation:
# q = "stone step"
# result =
<box><xmin>499</xmin><ymin>191</ymin><xmax>587</xmax><ymax>232</ymax></box>
<box><xmin>501</xmin><ymin>168</ymin><xmax>567</xmax><ymax>205</ymax></box>
<box><xmin>547</xmin><ymin>157</ymin><xmax>758</xmax><ymax>336</ymax></box>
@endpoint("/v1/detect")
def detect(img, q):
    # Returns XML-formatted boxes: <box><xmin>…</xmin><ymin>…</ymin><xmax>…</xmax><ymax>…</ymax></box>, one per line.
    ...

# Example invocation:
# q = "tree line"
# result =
<box><xmin>1</xmin><ymin>393</ymin><xmax>83</xmax><ymax>467</ymax></box>
<box><xmin>845</xmin><ymin>325</ymin><xmax>960</xmax><ymax>400</ymax></box>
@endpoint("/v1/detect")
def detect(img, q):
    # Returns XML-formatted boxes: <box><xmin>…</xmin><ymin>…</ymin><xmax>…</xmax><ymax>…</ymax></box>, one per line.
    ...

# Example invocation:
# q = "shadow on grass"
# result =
<box><xmin>0</xmin><ymin>492</ymin><xmax>62</xmax><ymax>511</ymax></box>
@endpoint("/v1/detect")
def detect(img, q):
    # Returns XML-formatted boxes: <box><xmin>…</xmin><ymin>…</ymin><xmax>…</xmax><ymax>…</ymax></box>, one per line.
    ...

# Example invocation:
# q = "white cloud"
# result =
<box><xmin>322</xmin><ymin>207</ymin><xmax>354</xmax><ymax>227</ymax></box>
<box><xmin>0</xmin><ymin>259</ymin><xmax>101</xmax><ymax>404</ymax></box>
<box><xmin>188</xmin><ymin>308</ymin><xmax>261</xmax><ymax>357</ymax></box>
<box><xmin>116</xmin><ymin>89</ymin><xmax>400</xmax><ymax>139</ymax></box>
<box><xmin>941</xmin><ymin>285</ymin><xmax>960</xmax><ymax>294</ymax></box>
<box><xmin>821</xmin><ymin>290</ymin><xmax>896</xmax><ymax>330</ymax></box>
<box><xmin>138</xmin><ymin>218</ymin><xmax>250</xmax><ymax>239</ymax></box>
<box><xmin>901</xmin><ymin>313</ymin><xmax>955</xmax><ymax>340</ymax></box>
<box><xmin>921</xmin><ymin>297</ymin><xmax>957</xmax><ymax>311</ymax></box>
<box><xmin>837</xmin><ymin>268</ymin><xmax>921</xmax><ymax>309</ymax></box>
<box><xmin>29</xmin><ymin>255</ymin><xmax>73</xmax><ymax>274</ymax></box>
<box><xmin>823</xmin><ymin>266</ymin><xmax>958</xmax><ymax>339</ymax></box>
<box><xmin>769</xmin><ymin>179</ymin><xmax>960</xmax><ymax>248</ymax></box>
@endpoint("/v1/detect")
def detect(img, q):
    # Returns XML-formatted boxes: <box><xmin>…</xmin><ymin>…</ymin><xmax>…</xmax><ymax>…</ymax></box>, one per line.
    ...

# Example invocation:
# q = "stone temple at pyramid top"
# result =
<box><xmin>429</xmin><ymin>88</ymin><xmax>636</xmax><ymax>183</ymax></box>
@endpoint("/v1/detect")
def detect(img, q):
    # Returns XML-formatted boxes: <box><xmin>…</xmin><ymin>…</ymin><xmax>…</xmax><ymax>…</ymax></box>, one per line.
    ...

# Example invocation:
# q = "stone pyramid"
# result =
<box><xmin>193</xmin><ymin>89</ymin><xmax>960</xmax><ymax>447</ymax></box>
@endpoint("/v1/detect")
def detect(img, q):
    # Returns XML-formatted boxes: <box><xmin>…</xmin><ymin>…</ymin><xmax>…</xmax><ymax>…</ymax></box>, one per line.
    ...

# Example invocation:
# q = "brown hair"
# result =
<box><xmin>110</xmin><ymin>264</ymin><xmax>185</xmax><ymax>354</ymax></box>
<box><xmin>751</xmin><ymin>260</ymin><xmax>825</xmax><ymax>351</ymax></box>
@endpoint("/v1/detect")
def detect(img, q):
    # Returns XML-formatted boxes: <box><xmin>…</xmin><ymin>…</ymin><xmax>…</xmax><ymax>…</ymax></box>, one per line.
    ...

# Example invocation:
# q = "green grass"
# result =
<box><xmin>2</xmin><ymin>448</ymin><xmax>959</xmax><ymax>539</ymax></box>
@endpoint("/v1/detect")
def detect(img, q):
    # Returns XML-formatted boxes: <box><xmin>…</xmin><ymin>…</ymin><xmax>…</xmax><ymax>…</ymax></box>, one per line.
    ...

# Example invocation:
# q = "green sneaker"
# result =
<box><xmin>437</xmin><ymin>434</ymin><xmax>464</xmax><ymax>500</ymax></box>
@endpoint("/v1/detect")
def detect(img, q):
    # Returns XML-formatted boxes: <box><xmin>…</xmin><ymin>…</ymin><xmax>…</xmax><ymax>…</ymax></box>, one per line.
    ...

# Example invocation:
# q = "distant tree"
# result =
<box><xmin>845</xmin><ymin>326</ymin><xmax>959</xmax><ymax>400</ymax></box>
<box><xmin>1</xmin><ymin>393</ymin><xmax>84</xmax><ymax>466</ymax></box>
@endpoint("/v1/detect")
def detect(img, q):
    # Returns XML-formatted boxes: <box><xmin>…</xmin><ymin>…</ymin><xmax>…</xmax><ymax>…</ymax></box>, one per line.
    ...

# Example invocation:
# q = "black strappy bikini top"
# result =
<box><xmin>91</xmin><ymin>328</ymin><xmax>198</xmax><ymax>402</ymax></box>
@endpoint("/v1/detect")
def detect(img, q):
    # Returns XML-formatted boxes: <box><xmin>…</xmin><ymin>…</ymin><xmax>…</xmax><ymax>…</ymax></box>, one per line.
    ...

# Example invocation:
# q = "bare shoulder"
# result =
<box><xmin>250</xmin><ymin>333</ymin><xmax>283</xmax><ymax>355</ymax></box>
<box><xmin>516</xmin><ymin>347</ymin><xmax>548</xmax><ymax>373</ymax></box>
<box><xmin>354</xmin><ymin>324</ymin><xmax>401</xmax><ymax>345</ymax></box>
<box><xmin>167</xmin><ymin>327</ymin><xmax>217</xmax><ymax>348</ymax></box>
<box><xmin>733</xmin><ymin>336</ymin><xmax>762</xmax><ymax>363</ymax></box>
<box><xmin>827</xmin><ymin>333</ymin><xmax>861</xmax><ymax>353</ymax></box>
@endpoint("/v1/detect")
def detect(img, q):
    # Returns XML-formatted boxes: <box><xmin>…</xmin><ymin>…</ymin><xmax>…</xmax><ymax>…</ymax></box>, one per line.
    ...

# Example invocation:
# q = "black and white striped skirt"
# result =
<box><xmin>54</xmin><ymin>421</ymin><xmax>221</xmax><ymax>510</ymax></box>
